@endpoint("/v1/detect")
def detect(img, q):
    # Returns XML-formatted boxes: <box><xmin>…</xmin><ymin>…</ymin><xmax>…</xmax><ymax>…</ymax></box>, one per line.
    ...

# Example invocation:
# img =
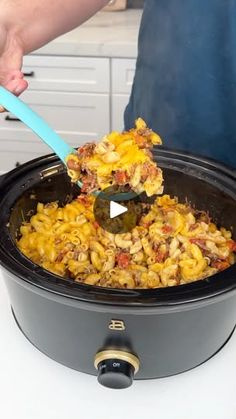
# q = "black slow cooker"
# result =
<box><xmin>0</xmin><ymin>149</ymin><xmax>235</xmax><ymax>389</ymax></box>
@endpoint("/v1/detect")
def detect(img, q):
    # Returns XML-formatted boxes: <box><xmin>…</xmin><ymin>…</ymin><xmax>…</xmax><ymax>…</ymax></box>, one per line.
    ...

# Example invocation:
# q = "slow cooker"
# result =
<box><xmin>0</xmin><ymin>149</ymin><xmax>235</xmax><ymax>389</ymax></box>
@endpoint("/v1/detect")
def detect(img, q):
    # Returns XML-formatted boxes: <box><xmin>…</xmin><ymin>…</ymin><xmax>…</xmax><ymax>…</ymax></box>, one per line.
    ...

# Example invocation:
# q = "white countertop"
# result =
<box><xmin>32</xmin><ymin>10</ymin><xmax>142</xmax><ymax>58</ymax></box>
<box><xmin>0</xmin><ymin>269</ymin><xmax>235</xmax><ymax>419</ymax></box>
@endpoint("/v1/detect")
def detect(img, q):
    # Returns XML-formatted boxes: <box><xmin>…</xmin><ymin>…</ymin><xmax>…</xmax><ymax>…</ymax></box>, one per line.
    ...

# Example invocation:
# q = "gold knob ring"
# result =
<box><xmin>94</xmin><ymin>350</ymin><xmax>140</xmax><ymax>374</ymax></box>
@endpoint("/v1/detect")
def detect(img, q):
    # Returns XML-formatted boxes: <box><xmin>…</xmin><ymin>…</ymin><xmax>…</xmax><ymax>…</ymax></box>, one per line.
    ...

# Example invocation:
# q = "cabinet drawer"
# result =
<box><xmin>0</xmin><ymin>91</ymin><xmax>110</xmax><ymax>144</ymax></box>
<box><xmin>0</xmin><ymin>128</ymin><xmax>103</xmax><ymax>149</ymax></box>
<box><xmin>111</xmin><ymin>59</ymin><xmax>136</xmax><ymax>94</ymax></box>
<box><xmin>23</xmin><ymin>56</ymin><xmax>110</xmax><ymax>93</ymax></box>
<box><xmin>0</xmin><ymin>136</ymin><xmax>52</xmax><ymax>154</ymax></box>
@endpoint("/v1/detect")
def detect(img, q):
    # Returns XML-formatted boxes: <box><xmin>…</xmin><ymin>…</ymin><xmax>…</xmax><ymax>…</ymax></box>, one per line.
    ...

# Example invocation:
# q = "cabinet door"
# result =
<box><xmin>111</xmin><ymin>59</ymin><xmax>136</xmax><ymax>131</ymax></box>
<box><xmin>22</xmin><ymin>56</ymin><xmax>110</xmax><ymax>93</ymax></box>
<box><xmin>111</xmin><ymin>94</ymin><xmax>129</xmax><ymax>132</ymax></box>
<box><xmin>111</xmin><ymin>58</ymin><xmax>136</xmax><ymax>94</ymax></box>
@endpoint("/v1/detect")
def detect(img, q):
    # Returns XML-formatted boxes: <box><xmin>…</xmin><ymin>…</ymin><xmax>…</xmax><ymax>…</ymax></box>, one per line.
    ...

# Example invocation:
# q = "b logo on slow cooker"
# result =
<box><xmin>109</xmin><ymin>319</ymin><xmax>126</xmax><ymax>331</ymax></box>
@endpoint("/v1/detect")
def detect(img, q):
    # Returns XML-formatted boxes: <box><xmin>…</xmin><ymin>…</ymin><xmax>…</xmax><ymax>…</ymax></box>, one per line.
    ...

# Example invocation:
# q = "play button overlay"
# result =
<box><xmin>110</xmin><ymin>201</ymin><xmax>127</xmax><ymax>219</ymax></box>
<box><xmin>94</xmin><ymin>186</ymin><xmax>144</xmax><ymax>234</ymax></box>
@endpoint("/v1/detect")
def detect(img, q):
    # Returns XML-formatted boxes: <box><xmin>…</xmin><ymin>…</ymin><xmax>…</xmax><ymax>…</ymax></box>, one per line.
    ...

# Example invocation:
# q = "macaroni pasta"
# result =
<box><xmin>66</xmin><ymin>118</ymin><xmax>163</xmax><ymax>196</ymax></box>
<box><xmin>17</xmin><ymin>194</ymin><xmax>236</xmax><ymax>289</ymax></box>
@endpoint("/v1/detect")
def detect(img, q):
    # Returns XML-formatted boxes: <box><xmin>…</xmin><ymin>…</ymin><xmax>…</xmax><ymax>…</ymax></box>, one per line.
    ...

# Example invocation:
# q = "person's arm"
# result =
<box><xmin>0</xmin><ymin>0</ymin><xmax>109</xmax><ymax>101</ymax></box>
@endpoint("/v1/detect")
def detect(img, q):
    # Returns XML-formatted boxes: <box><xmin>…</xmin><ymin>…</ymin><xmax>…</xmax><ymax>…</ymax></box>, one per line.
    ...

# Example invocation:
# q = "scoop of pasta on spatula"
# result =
<box><xmin>66</xmin><ymin>118</ymin><xmax>164</xmax><ymax>197</ymax></box>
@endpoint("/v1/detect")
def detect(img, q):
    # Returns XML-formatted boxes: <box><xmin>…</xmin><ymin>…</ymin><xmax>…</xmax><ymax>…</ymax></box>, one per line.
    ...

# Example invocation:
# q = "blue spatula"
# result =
<box><xmin>0</xmin><ymin>86</ymin><xmax>137</xmax><ymax>201</ymax></box>
<box><xmin>0</xmin><ymin>86</ymin><xmax>79</xmax><ymax>174</ymax></box>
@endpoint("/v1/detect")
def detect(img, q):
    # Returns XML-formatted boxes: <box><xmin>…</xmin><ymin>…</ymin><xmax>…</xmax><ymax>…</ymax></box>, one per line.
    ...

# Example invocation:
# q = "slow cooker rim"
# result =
<box><xmin>0</xmin><ymin>248</ymin><xmax>236</xmax><ymax>307</ymax></box>
<box><xmin>1</xmin><ymin>147</ymin><xmax>236</xmax><ymax>187</ymax></box>
<box><xmin>0</xmin><ymin>151</ymin><xmax>235</xmax><ymax>307</ymax></box>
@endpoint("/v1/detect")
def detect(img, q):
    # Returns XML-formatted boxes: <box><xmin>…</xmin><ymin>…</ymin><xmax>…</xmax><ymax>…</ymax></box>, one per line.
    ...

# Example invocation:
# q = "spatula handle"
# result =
<box><xmin>0</xmin><ymin>86</ymin><xmax>75</xmax><ymax>163</ymax></box>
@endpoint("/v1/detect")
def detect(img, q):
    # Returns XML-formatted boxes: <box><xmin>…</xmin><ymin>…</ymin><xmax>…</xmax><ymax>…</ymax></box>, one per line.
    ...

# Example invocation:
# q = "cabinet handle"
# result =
<box><xmin>5</xmin><ymin>115</ymin><xmax>21</xmax><ymax>122</ymax></box>
<box><xmin>23</xmin><ymin>71</ymin><xmax>35</xmax><ymax>77</ymax></box>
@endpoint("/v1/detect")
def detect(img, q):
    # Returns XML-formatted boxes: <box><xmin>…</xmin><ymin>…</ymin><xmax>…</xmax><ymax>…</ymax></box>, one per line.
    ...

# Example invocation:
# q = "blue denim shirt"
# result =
<box><xmin>125</xmin><ymin>0</ymin><xmax>236</xmax><ymax>168</ymax></box>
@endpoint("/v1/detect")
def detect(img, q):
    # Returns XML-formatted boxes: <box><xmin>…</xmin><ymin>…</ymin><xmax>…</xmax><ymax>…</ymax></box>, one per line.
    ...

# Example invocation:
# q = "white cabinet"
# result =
<box><xmin>22</xmin><ymin>56</ymin><xmax>110</xmax><ymax>93</ymax></box>
<box><xmin>0</xmin><ymin>91</ymin><xmax>109</xmax><ymax>170</ymax></box>
<box><xmin>0</xmin><ymin>91</ymin><xmax>109</xmax><ymax>144</ymax></box>
<box><xmin>111</xmin><ymin>58</ymin><xmax>136</xmax><ymax>131</ymax></box>
<box><xmin>111</xmin><ymin>58</ymin><xmax>136</xmax><ymax>94</ymax></box>
<box><xmin>111</xmin><ymin>94</ymin><xmax>129</xmax><ymax>132</ymax></box>
<box><xmin>0</xmin><ymin>55</ymin><xmax>136</xmax><ymax>172</ymax></box>
<box><xmin>0</xmin><ymin>56</ymin><xmax>110</xmax><ymax>171</ymax></box>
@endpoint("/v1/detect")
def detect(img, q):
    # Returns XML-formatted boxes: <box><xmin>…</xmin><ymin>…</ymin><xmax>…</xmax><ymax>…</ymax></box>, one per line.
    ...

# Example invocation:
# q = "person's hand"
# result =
<box><xmin>0</xmin><ymin>24</ymin><xmax>28</xmax><ymax>112</ymax></box>
<box><xmin>0</xmin><ymin>70</ymin><xmax>28</xmax><ymax>112</ymax></box>
<box><xmin>0</xmin><ymin>0</ymin><xmax>110</xmax><ymax>113</ymax></box>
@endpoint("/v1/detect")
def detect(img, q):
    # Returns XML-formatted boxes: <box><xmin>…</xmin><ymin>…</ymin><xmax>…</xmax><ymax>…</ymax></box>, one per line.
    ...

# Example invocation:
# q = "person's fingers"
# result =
<box><xmin>1</xmin><ymin>70</ymin><xmax>23</xmax><ymax>85</ymax></box>
<box><xmin>8</xmin><ymin>70</ymin><xmax>24</xmax><ymax>81</ymax></box>
<box><xmin>3</xmin><ymin>77</ymin><xmax>28</xmax><ymax>95</ymax></box>
<box><xmin>0</xmin><ymin>76</ymin><xmax>28</xmax><ymax>112</ymax></box>
<box><xmin>13</xmin><ymin>79</ymin><xmax>28</xmax><ymax>96</ymax></box>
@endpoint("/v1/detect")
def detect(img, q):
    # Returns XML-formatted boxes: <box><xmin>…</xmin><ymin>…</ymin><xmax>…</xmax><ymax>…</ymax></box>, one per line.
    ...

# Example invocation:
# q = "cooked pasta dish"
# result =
<box><xmin>66</xmin><ymin>118</ymin><xmax>163</xmax><ymax>196</ymax></box>
<box><xmin>17</xmin><ymin>194</ymin><xmax>236</xmax><ymax>289</ymax></box>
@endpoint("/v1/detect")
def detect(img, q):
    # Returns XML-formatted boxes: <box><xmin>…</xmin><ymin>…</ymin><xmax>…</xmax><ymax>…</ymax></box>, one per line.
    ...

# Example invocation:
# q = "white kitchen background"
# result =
<box><xmin>0</xmin><ymin>7</ymin><xmax>142</xmax><ymax>172</ymax></box>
